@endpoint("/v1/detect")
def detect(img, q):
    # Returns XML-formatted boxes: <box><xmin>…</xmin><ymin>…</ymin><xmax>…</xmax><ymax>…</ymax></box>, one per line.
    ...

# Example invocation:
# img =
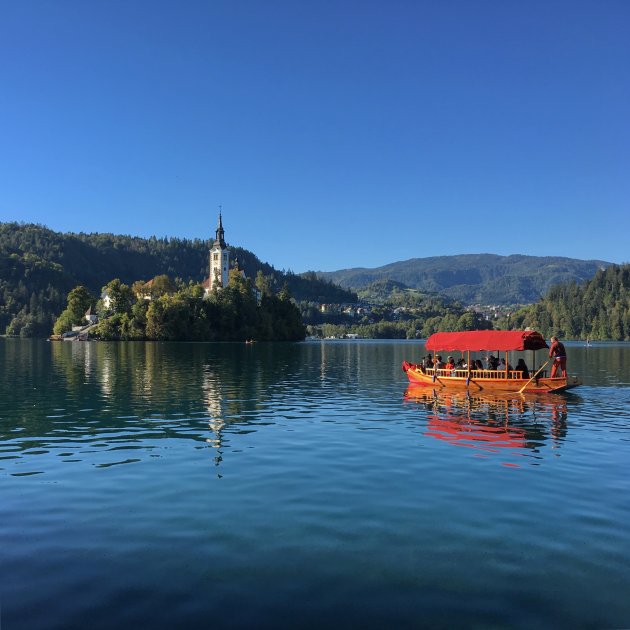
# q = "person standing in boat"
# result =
<box><xmin>549</xmin><ymin>336</ymin><xmax>567</xmax><ymax>378</ymax></box>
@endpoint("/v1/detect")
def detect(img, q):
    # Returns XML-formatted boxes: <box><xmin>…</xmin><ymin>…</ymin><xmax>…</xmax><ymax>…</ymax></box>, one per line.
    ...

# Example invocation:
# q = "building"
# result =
<box><xmin>204</xmin><ymin>212</ymin><xmax>230</xmax><ymax>296</ymax></box>
<box><xmin>101</xmin><ymin>289</ymin><xmax>112</xmax><ymax>310</ymax></box>
<box><xmin>84</xmin><ymin>306</ymin><xmax>97</xmax><ymax>325</ymax></box>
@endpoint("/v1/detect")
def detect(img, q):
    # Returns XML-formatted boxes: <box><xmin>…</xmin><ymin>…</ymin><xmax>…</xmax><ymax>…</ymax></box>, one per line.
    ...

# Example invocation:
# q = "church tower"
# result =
<box><xmin>208</xmin><ymin>211</ymin><xmax>230</xmax><ymax>292</ymax></box>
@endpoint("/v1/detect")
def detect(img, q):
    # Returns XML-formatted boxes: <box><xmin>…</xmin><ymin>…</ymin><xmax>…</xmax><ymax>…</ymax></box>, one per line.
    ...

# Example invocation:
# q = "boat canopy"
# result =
<box><xmin>425</xmin><ymin>330</ymin><xmax>549</xmax><ymax>352</ymax></box>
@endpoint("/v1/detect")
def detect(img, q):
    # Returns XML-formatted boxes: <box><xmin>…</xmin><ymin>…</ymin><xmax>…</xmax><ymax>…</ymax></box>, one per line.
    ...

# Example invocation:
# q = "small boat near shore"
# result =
<box><xmin>402</xmin><ymin>330</ymin><xmax>581</xmax><ymax>394</ymax></box>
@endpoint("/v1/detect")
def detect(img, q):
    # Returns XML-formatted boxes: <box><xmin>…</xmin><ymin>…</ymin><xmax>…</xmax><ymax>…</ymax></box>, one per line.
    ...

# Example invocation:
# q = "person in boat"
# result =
<box><xmin>486</xmin><ymin>355</ymin><xmax>499</xmax><ymax>370</ymax></box>
<box><xmin>445</xmin><ymin>356</ymin><xmax>456</xmax><ymax>371</ymax></box>
<box><xmin>515</xmin><ymin>358</ymin><xmax>530</xmax><ymax>379</ymax></box>
<box><xmin>498</xmin><ymin>358</ymin><xmax>513</xmax><ymax>372</ymax></box>
<box><xmin>549</xmin><ymin>335</ymin><xmax>567</xmax><ymax>378</ymax></box>
<box><xmin>435</xmin><ymin>355</ymin><xmax>446</xmax><ymax>369</ymax></box>
<box><xmin>422</xmin><ymin>354</ymin><xmax>434</xmax><ymax>369</ymax></box>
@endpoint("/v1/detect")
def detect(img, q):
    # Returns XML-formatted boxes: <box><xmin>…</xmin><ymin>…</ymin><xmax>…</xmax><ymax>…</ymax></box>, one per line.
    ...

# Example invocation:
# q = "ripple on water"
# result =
<box><xmin>2</xmin><ymin>340</ymin><xmax>630</xmax><ymax>628</ymax></box>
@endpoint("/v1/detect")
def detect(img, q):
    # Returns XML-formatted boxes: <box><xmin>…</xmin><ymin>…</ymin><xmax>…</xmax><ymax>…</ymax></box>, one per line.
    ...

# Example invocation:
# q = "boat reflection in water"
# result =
<box><xmin>404</xmin><ymin>386</ymin><xmax>569</xmax><ymax>464</ymax></box>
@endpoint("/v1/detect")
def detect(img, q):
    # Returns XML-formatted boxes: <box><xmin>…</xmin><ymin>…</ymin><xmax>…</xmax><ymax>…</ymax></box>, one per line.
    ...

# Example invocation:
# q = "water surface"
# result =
<box><xmin>1</xmin><ymin>339</ymin><xmax>630</xmax><ymax>628</ymax></box>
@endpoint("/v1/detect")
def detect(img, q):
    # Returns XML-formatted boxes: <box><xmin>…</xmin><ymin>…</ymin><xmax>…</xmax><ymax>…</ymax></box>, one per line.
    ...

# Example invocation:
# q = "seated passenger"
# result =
<box><xmin>487</xmin><ymin>355</ymin><xmax>499</xmax><ymax>370</ymax></box>
<box><xmin>423</xmin><ymin>354</ymin><xmax>434</xmax><ymax>369</ymax></box>
<box><xmin>435</xmin><ymin>355</ymin><xmax>446</xmax><ymax>369</ymax></box>
<box><xmin>445</xmin><ymin>356</ymin><xmax>456</xmax><ymax>371</ymax></box>
<box><xmin>515</xmin><ymin>358</ymin><xmax>529</xmax><ymax>379</ymax></box>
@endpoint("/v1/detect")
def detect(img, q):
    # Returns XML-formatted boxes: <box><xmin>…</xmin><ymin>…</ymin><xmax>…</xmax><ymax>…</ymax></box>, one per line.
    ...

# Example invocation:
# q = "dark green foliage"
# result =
<box><xmin>52</xmin><ymin>286</ymin><xmax>96</xmax><ymax>335</ymax></box>
<box><xmin>259</xmin><ymin>289</ymin><xmax>306</xmax><ymax>342</ymax></box>
<box><xmin>356</xmin><ymin>279</ymin><xmax>412</xmax><ymax>303</ymax></box>
<box><xmin>78</xmin><ymin>272</ymin><xmax>305</xmax><ymax>342</ymax></box>
<box><xmin>0</xmin><ymin>222</ymin><xmax>350</xmax><ymax>337</ymax></box>
<box><xmin>224</xmin><ymin>248</ymin><xmax>356</xmax><ymax>303</ymax></box>
<box><xmin>319</xmin><ymin>254</ymin><xmax>611</xmax><ymax>305</ymax></box>
<box><xmin>501</xmin><ymin>264</ymin><xmax>630</xmax><ymax>340</ymax></box>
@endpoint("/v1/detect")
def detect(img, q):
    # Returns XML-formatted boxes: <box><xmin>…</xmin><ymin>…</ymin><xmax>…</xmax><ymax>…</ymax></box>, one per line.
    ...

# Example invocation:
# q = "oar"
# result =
<box><xmin>518</xmin><ymin>360</ymin><xmax>549</xmax><ymax>394</ymax></box>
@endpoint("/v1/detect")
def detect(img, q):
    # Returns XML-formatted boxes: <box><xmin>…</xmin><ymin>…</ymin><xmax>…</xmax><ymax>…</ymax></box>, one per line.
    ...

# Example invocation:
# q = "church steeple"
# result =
<box><xmin>214</xmin><ymin>211</ymin><xmax>226</xmax><ymax>249</ymax></box>
<box><xmin>206</xmin><ymin>208</ymin><xmax>230</xmax><ymax>294</ymax></box>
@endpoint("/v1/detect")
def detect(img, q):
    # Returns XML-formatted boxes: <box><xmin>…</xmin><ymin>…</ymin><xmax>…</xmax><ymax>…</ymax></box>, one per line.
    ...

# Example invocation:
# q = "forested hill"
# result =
<box><xmin>505</xmin><ymin>264</ymin><xmax>630</xmax><ymax>341</ymax></box>
<box><xmin>318</xmin><ymin>254</ymin><xmax>611</xmax><ymax>305</ymax></box>
<box><xmin>0</xmin><ymin>222</ymin><xmax>355</xmax><ymax>337</ymax></box>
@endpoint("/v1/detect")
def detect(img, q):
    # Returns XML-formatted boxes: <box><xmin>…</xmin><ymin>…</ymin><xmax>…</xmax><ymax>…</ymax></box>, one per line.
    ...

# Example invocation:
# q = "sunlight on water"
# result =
<box><xmin>1</xmin><ymin>339</ymin><xmax>630</xmax><ymax>628</ymax></box>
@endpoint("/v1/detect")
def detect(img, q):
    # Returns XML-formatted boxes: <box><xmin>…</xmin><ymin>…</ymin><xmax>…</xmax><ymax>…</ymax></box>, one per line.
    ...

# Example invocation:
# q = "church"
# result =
<box><xmin>203</xmin><ymin>213</ymin><xmax>230</xmax><ymax>296</ymax></box>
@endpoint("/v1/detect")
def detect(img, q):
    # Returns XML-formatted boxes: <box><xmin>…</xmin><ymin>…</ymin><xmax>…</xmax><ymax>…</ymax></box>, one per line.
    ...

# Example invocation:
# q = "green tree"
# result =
<box><xmin>150</xmin><ymin>274</ymin><xmax>176</xmax><ymax>299</ymax></box>
<box><xmin>100</xmin><ymin>279</ymin><xmax>134</xmax><ymax>315</ymax></box>
<box><xmin>53</xmin><ymin>286</ymin><xmax>95</xmax><ymax>335</ymax></box>
<box><xmin>146</xmin><ymin>293</ymin><xmax>190</xmax><ymax>340</ymax></box>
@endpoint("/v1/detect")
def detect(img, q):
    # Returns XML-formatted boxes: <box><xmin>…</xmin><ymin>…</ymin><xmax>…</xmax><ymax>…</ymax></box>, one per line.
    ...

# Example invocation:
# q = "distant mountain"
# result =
<box><xmin>0</xmin><ymin>222</ymin><xmax>355</xmax><ymax>337</ymax></box>
<box><xmin>318</xmin><ymin>254</ymin><xmax>611</xmax><ymax>305</ymax></box>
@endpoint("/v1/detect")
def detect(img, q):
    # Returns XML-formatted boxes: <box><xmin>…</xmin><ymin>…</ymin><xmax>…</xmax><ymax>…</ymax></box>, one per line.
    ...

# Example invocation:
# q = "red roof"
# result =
<box><xmin>425</xmin><ymin>330</ymin><xmax>548</xmax><ymax>352</ymax></box>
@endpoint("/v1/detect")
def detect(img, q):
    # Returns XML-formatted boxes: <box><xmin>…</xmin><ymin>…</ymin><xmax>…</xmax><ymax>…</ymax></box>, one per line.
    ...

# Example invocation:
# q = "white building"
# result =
<box><xmin>84</xmin><ymin>306</ymin><xmax>97</xmax><ymax>324</ymax></box>
<box><xmin>101</xmin><ymin>289</ymin><xmax>112</xmax><ymax>310</ymax></box>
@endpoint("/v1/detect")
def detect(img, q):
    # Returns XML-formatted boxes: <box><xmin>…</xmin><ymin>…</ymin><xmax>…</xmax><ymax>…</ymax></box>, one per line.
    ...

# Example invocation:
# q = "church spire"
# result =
<box><xmin>214</xmin><ymin>208</ymin><xmax>226</xmax><ymax>249</ymax></box>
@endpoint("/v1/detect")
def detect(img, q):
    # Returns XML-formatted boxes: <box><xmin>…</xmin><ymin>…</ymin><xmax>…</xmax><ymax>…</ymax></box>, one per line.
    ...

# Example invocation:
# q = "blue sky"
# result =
<box><xmin>1</xmin><ymin>0</ymin><xmax>628</xmax><ymax>272</ymax></box>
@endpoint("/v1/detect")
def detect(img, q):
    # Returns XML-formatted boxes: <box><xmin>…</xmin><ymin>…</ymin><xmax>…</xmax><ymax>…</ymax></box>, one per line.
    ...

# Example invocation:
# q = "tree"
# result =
<box><xmin>100</xmin><ymin>279</ymin><xmax>134</xmax><ymax>315</ymax></box>
<box><xmin>150</xmin><ymin>275</ymin><xmax>176</xmax><ymax>299</ymax></box>
<box><xmin>53</xmin><ymin>285</ymin><xmax>95</xmax><ymax>334</ymax></box>
<box><xmin>255</xmin><ymin>270</ymin><xmax>273</xmax><ymax>298</ymax></box>
<box><xmin>146</xmin><ymin>294</ymin><xmax>190</xmax><ymax>340</ymax></box>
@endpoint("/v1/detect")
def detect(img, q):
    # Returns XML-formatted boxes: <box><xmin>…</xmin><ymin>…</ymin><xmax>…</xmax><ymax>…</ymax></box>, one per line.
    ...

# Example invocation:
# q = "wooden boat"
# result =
<box><xmin>402</xmin><ymin>330</ymin><xmax>581</xmax><ymax>394</ymax></box>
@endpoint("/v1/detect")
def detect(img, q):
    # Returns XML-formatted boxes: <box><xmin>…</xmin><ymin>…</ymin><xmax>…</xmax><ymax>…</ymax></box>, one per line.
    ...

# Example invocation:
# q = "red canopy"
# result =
<box><xmin>425</xmin><ymin>330</ymin><xmax>548</xmax><ymax>352</ymax></box>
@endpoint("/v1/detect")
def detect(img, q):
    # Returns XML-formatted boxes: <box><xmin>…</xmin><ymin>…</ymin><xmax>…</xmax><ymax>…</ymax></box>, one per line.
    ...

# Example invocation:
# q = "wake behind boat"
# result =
<box><xmin>402</xmin><ymin>330</ymin><xmax>581</xmax><ymax>394</ymax></box>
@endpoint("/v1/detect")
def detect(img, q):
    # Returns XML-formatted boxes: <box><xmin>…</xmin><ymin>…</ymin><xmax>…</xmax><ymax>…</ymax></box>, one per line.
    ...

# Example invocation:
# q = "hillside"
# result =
<box><xmin>505</xmin><ymin>264</ymin><xmax>630</xmax><ymax>341</ymax></box>
<box><xmin>0</xmin><ymin>222</ymin><xmax>355</xmax><ymax>337</ymax></box>
<box><xmin>318</xmin><ymin>254</ymin><xmax>611</xmax><ymax>305</ymax></box>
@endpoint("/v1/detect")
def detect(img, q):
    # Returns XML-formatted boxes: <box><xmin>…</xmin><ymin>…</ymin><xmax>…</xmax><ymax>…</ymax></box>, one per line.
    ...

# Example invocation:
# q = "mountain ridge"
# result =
<box><xmin>317</xmin><ymin>254</ymin><xmax>612</xmax><ymax>305</ymax></box>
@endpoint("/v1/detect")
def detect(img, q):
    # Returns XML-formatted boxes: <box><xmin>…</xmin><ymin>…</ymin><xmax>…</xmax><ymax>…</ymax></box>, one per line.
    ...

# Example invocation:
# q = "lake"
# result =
<box><xmin>1</xmin><ymin>339</ymin><xmax>630</xmax><ymax>629</ymax></box>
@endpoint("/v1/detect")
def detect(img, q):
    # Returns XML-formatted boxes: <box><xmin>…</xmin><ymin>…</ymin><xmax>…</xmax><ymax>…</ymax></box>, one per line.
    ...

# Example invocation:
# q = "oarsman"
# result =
<box><xmin>549</xmin><ymin>335</ymin><xmax>567</xmax><ymax>378</ymax></box>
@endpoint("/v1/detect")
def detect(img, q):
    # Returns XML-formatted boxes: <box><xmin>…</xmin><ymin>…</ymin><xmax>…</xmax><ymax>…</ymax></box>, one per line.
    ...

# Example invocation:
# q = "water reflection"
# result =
<box><xmin>0</xmin><ymin>339</ymin><xmax>608</xmax><ymax>476</ymax></box>
<box><xmin>0</xmin><ymin>340</ymin><xmax>312</xmax><ymax>475</ymax></box>
<box><xmin>404</xmin><ymin>386</ymin><xmax>570</xmax><ymax>462</ymax></box>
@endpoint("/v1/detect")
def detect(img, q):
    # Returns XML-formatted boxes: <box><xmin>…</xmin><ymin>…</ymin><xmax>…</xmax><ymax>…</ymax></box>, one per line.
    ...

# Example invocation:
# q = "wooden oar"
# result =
<box><xmin>518</xmin><ymin>360</ymin><xmax>549</xmax><ymax>394</ymax></box>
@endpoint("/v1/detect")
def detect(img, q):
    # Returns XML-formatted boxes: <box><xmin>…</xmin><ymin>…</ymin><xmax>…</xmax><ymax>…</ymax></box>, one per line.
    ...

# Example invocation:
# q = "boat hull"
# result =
<box><xmin>402</xmin><ymin>361</ymin><xmax>581</xmax><ymax>394</ymax></box>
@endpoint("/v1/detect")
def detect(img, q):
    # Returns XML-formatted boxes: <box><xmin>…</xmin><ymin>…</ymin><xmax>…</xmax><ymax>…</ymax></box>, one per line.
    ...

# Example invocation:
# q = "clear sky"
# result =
<box><xmin>1</xmin><ymin>0</ymin><xmax>628</xmax><ymax>272</ymax></box>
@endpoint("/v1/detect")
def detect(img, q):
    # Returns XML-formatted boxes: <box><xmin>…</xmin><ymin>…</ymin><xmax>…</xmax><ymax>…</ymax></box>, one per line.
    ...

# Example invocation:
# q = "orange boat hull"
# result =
<box><xmin>402</xmin><ymin>361</ymin><xmax>580</xmax><ymax>394</ymax></box>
